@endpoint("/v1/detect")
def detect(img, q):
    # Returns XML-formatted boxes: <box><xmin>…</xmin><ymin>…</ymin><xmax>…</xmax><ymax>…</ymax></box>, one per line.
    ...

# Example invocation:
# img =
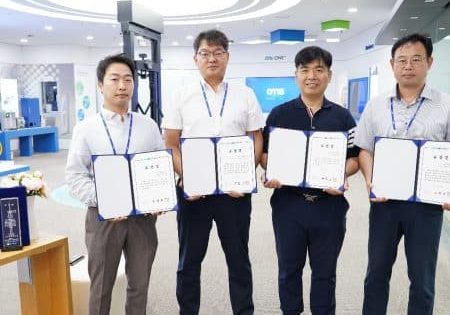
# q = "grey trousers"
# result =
<box><xmin>85</xmin><ymin>207</ymin><xmax>158</xmax><ymax>315</ymax></box>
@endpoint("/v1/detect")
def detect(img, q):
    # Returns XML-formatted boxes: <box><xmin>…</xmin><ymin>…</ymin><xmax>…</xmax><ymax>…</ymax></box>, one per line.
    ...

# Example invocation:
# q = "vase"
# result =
<box><xmin>26</xmin><ymin>196</ymin><xmax>38</xmax><ymax>242</ymax></box>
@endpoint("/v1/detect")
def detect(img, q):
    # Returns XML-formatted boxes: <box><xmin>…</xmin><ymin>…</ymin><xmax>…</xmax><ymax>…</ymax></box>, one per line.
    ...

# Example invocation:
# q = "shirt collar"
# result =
<box><xmin>295</xmin><ymin>96</ymin><xmax>333</xmax><ymax>109</ymax></box>
<box><xmin>388</xmin><ymin>84</ymin><xmax>432</xmax><ymax>103</ymax></box>
<box><xmin>101</xmin><ymin>106</ymin><xmax>131</xmax><ymax>120</ymax></box>
<box><xmin>200</xmin><ymin>78</ymin><xmax>227</xmax><ymax>92</ymax></box>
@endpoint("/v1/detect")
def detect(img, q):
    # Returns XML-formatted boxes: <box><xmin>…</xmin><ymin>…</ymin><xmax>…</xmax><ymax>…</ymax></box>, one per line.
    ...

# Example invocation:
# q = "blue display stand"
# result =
<box><xmin>0</xmin><ymin>127</ymin><xmax>59</xmax><ymax>160</ymax></box>
<box><xmin>20</xmin><ymin>98</ymin><xmax>41</xmax><ymax>128</ymax></box>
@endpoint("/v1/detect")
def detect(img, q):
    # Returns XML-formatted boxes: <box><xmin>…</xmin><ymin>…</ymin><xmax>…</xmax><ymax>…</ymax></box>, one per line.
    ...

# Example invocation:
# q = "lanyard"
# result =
<box><xmin>100</xmin><ymin>112</ymin><xmax>133</xmax><ymax>155</ymax></box>
<box><xmin>200</xmin><ymin>81</ymin><xmax>228</xmax><ymax>117</ymax></box>
<box><xmin>390</xmin><ymin>97</ymin><xmax>425</xmax><ymax>134</ymax></box>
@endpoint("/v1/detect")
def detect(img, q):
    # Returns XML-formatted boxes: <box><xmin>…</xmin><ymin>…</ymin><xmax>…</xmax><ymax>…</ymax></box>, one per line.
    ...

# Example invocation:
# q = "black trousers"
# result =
<box><xmin>270</xmin><ymin>188</ymin><xmax>348</xmax><ymax>315</ymax></box>
<box><xmin>176</xmin><ymin>188</ymin><xmax>254</xmax><ymax>315</ymax></box>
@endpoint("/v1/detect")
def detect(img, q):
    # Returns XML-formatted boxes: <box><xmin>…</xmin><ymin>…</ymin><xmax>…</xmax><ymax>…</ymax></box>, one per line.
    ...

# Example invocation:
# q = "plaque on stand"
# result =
<box><xmin>0</xmin><ymin>186</ymin><xmax>29</xmax><ymax>251</ymax></box>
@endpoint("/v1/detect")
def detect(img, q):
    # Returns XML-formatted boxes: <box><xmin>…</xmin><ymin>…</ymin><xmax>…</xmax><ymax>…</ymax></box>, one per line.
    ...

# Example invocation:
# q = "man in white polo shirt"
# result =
<box><xmin>162</xmin><ymin>29</ymin><xmax>264</xmax><ymax>315</ymax></box>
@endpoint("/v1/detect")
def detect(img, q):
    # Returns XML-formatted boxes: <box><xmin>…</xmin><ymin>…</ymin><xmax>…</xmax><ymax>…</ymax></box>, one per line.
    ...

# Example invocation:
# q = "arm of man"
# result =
<box><xmin>163</xmin><ymin>128</ymin><xmax>182</xmax><ymax>176</ymax></box>
<box><xmin>247</xmin><ymin>129</ymin><xmax>262</xmax><ymax>166</ymax></box>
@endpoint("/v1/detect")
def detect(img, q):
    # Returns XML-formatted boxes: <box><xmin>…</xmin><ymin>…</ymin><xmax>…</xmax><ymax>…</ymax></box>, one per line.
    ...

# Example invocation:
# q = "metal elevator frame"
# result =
<box><xmin>117</xmin><ymin>1</ymin><xmax>163</xmax><ymax>126</ymax></box>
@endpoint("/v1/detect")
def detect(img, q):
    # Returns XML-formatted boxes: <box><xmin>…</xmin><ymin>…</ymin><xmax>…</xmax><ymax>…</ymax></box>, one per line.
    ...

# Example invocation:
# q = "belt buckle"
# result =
<box><xmin>303</xmin><ymin>193</ymin><xmax>318</xmax><ymax>202</ymax></box>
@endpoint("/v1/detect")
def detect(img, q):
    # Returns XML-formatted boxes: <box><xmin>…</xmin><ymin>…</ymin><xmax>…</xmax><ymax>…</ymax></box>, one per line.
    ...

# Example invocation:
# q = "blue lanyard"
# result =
<box><xmin>100</xmin><ymin>112</ymin><xmax>133</xmax><ymax>155</ymax></box>
<box><xmin>200</xmin><ymin>81</ymin><xmax>228</xmax><ymax>117</ymax></box>
<box><xmin>390</xmin><ymin>96</ymin><xmax>425</xmax><ymax>134</ymax></box>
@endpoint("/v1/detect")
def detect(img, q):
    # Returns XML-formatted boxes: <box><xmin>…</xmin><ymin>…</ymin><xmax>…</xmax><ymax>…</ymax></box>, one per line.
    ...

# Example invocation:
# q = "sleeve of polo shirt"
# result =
<box><xmin>354</xmin><ymin>100</ymin><xmax>375</xmax><ymax>152</ymax></box>
<box><xmin>161</xmin><ymin>88</ymin><xmax>182</xmax><ymax>130</ymax></box>
<box><xmin>245</xmin><ymin>88</ymin><xmax>265</xmax><ymax>132</ymax></box>
<box><xmin>345</xmin><ymin>110</ymin><xmax>360</xmax><ymax>158</ymax></box>
<box><xmin>262</xmin><ymin>107</ymin><xmax>277</xmax><ymax>154</ymax></box>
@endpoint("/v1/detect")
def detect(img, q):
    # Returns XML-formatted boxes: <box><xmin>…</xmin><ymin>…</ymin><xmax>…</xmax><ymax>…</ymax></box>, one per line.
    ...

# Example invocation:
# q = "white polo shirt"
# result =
<box><xmin>162</xmin><ymin>79</ymin><xmax>264</xmax><ymax>137</ymax></box>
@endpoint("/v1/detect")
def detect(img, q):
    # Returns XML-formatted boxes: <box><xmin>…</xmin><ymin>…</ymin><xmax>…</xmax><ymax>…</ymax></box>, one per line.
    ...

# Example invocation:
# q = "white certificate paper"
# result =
<box><xmin>305</xmin><ymin>131</ymin><xmax>347</xmax><ymax>190</ymax></box>
<box><xmin>130</xmin><ymin>151</ymin><xmax>177</xmax><ymax>214</ymax></box>
<box><xmin>93</xmin><ymin>155</ymin><xmax>134</xmax><ymax>220</ymax></box>
<box><xmin>371</xmin><ymin>138</ymin><xmax>418</xmax><ymax>201</ymax></box>
<box><xmin>93</xmin><ymin>150</ymin><xmax>177</xmax><ymax>220</ymax></box>
<box><xmin>216</xmin><ymin>136</ymin><xmax>256</xmax><ymax>193</ymax></box>
<box><xmin>181</xmin><ymin>138</ymin><xmax>217</xmax><ymax>197</ymax></box>
<box><xmin>416</xmin><ymin>141</ymin><xmax>450</xmax><ymax>205</ymax></box>
<box><xmin>266</xmin><ymin>128</ymin><xmax>307</xmax><ymax>187</ymax></box>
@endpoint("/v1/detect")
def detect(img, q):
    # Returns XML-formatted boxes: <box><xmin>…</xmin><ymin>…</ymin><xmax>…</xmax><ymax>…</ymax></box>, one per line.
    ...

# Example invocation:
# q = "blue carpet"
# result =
<box><xmin>50</xmin><ymin>184</ymin><xmax>86</xmax><ymax>209</ymax></box>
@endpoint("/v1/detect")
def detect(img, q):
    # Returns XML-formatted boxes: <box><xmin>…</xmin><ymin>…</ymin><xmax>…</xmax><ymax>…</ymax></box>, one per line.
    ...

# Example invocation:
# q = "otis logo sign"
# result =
<box><xmin>266</xmin><ymin>88</ymin><xmax>285</xmax><ymax>96</ymax></box>
<box><xmin>264</xmin><ymin>55</ymin><xmax>287</xmax><ymax>61</ymax></box>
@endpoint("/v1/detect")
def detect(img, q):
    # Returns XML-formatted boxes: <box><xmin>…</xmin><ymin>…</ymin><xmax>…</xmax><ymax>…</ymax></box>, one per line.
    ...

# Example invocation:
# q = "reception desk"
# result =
<box><xmin>0</xmin><ymin>236</ymin><xmax>73</xmax><ymax>315</ymax></box>
<box><xmin>0</xmin><ymin>127</ymin><xmax>59</xmax><ymax>160</ymax></box>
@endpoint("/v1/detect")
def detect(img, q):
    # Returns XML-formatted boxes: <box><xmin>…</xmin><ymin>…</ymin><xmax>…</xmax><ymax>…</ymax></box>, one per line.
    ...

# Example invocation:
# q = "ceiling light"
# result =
<box><xmin>400</xmin><ymin>28</ymin><xmax>407</xmax><ymax>32</ymax></box>
<box><xmin>86</xmin><ymin>35</ymin><xmax>94</xmax><ymax>40</ymax></box>
<box><xmin>438</xmin><ymin>27</ymin><xmax>446</xmax><ymax>30</ymax></box>
<box><xmin>424</xmin><ymin>0</ymin><xmax>435</xmax><ymax>3</ymax></box>
<box><xmin>326</xmin><ymin>38</ymin><xmax>340</xmax><ymax>43</ymax></box>
<box><xmin>347</xmin><ymin>7</ymin><xmax>358</xmax><ymax>13</ymax></box>
<box><xmin>392</xmin><ymin>37</ymin><xmax>399</xmax><ymax>41</ymax></box>
<box><xmin>240</xmin><ymin>36</ymin><xmax>270</xmax><ymax>45</ymax></box>
<box><xmin>270</xmin><ymin>29</ymin><xmax>304</xmax><ymax>45</ymax></box>
<box><xmin>172</xmin><ymin>41</ymin><xmax>179</xmax><ymax>46</ymax></box>
<box><xmin>44</xmin><ymin>25</ymin><xmax>53</xmax><ymax>31</ymax></box>
<box><xmin>410</xmin><ymin>16</ymin><xmax>419</xmax><ymax>20</ymax></box>
<box><xmin>304</xmin><ymin>38</ymin><xmax>317</xmax><ymax>42</ymax></box>
<box><xmin>186</xmin><ymin>35</ymin><xmax>194</xmax><ymax>40</ymax></box>
<box><xmin>321</xmin><ymin>20</ymin><xmax>350</xmax><ymax>32</ymax></box>
<box><xmin>20</xmin><ymin>38</ymin><xmax>28</xmax><ymax>43</ymax></box>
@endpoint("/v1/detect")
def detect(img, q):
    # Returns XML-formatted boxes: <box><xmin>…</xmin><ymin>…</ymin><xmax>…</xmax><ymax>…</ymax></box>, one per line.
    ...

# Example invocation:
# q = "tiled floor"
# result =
<box><xmin>1</xmin><ymin>150</ymin><xmax>449</xmax><ymax>314</ymax></box>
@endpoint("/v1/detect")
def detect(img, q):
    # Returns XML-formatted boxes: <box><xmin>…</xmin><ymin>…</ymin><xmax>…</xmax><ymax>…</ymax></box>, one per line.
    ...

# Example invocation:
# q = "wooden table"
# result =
<box><xmin>0</xmin><ymin>236</ymin><xmax>73</xmax><ymax>315</ymax></box>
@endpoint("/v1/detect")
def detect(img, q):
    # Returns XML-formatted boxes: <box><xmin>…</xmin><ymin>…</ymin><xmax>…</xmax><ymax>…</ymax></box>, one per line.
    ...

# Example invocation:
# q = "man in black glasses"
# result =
<box><xmin>355</xmin><ymin>33</ymin><xmax>450</xmax><ymax>315</ymax></box>
<box><xmin>162</xmin><ymin>30</ymin><xmax>264</xmax><ymax>315</ymax></box>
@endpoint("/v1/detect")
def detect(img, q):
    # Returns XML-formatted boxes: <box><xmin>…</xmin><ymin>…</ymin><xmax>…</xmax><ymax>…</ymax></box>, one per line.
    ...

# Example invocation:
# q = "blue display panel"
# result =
<box><xmin>245</xmin><ymin>77</ymin><xmax>300</xmax><ymax>113</ymax></box>
<box><xmin>348</xmin><ymin>77</ymin><xmax>369</xmax><ymax>121</ymax></box>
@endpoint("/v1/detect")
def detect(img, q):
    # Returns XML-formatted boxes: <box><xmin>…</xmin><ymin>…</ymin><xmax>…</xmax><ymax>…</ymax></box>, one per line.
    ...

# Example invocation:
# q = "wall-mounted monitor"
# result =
<box><xmin>245</xmin><ymin>77</ymin><xmax>300</xmax><ymax>113</ymax></box>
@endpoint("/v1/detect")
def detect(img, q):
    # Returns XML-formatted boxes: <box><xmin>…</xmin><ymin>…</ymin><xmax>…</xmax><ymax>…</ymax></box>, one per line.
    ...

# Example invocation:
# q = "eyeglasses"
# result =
<box><xmin>197</xmin><ymin>50</ymin><xmax>228</xmax><ymax>60</ymax></box>
<box><xmin>394</xmin><ymin>55</ymin><xmax>427</xmax><ymax>67</ymax></box>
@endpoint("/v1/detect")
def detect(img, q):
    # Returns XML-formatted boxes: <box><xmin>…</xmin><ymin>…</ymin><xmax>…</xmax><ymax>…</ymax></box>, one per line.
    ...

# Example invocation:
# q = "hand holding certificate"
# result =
<box><xmin>180</xmin><ymin>135</ymin><xmax>257</xmax><ymax>197</ymax></box>
<box><xmin>371</xmin><ymin>137</ymin><xmax>450</xmax><ymax>205</ymax></box>
<box><xmin>266</xmin><ymin>128</ymin><xmax>348</xmax><ymax>191</ymax></box>
<box><xmin>92</xmin><ymin>150</ymin><xmax>177</xmax><ymax>220</ymax></box>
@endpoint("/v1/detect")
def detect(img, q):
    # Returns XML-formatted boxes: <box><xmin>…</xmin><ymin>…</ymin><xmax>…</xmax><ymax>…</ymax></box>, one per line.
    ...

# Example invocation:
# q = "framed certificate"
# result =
<box><xmin>180</xmin><ymin>135</ymin><xmax>257</xmax><ymax>197</ymax></box>
<box><xmin>92</xmin><ymin>150</ymin><xmax>177</xmax><ymax>220</ymax></box>
<box><xmin>371</xmin><ymin>137</ymin><xmax>450</xmax><ymax>205</ymax></box>
<box><xmin>266</xmin><ymin>128</ymin><xmax>348</xmax><ymax>190</ymax></box>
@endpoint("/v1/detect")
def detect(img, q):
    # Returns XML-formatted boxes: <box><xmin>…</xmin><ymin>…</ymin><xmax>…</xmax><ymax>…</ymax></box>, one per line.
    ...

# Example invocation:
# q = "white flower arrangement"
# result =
<box><xmin>1</xmin><ymin>170</ymin><xmax>48</xmax><ymax>197</ymax></box>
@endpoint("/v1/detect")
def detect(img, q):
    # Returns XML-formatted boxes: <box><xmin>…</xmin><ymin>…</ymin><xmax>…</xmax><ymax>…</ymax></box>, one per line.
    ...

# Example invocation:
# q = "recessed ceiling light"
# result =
<box><xmin>172</xmin><ymin>41</ymin><xmax>179</xmax><ymax>46</ymax></box>
<box><xmin>44</xmin><ymin>25</ymin><xmax>53</xmax><ymax>31</ymax></box>
<box><xmin>424</xmin><ymin>0</ymin><xmax>435</xmax><ymax>3</ymax></box>
<box><xmin>400</xmin><ymin>28</ymin><xmax>407</xmax><ymax>32</ymax></box>
<box><xmin>20</xmin><ymin>38</ymin><xmax>28</xmax><ymax>43</ymax></box>
<box><xmin>410</xmin><ymin>16</ymin><xmax>419</xmax><ymax>20</ymax></box>
<box><xmin>186</xmin><ymin>35</ymin><xmax>194</xmax><ymax>40</ymax></box>
<box><xmin>392</xmin><ymin>37</ymin><xmax>399</xmax><ymax>40</ymax></box>
<box><xmin>438</xmin><ymin>27</ymin><xmax>446</xmax><ymax>30</ymax></box>
<box><xmin>86</xmin><ymin>35</ymin><xmax>94</xmax><ymax>40</ymax></box>
<box><xmin>326</xmin><ymin>38</ymin><xmax>340</xmax><ymax>43</ymax></box>
<box><xmin>347</xmin><ymin>7</ymin><xmax>358</xmax><ymax>13</ymax></box>
<box><xmin>304</xmin><ymin>38</ymin><xmax>317</xmax><ymax>42</ymax></box>
<box><xmin>240</xmin><ymin>36</ymin><xmax>270</xmax><ymax>45</ymax></box>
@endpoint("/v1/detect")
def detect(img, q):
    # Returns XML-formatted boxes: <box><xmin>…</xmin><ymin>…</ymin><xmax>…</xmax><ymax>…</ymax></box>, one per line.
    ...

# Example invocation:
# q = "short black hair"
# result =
<box><xmin>391</xmin><ymin>33</ymin><xmax>433</xmax><ymax>58</ymax></box>
<box><xmin>96</xmin><ymin>54</ymin><xmax>135</xmax><ymax>83</ymax></box>
<box><xmin>193</xmin><ymin>30</ymin><xmax>229</xmax><ymax>52</ymax></box>
<box><xmin>294</xmin><ymin>46</ymin><xmax>332</xmax><ymax>69</ymax></box>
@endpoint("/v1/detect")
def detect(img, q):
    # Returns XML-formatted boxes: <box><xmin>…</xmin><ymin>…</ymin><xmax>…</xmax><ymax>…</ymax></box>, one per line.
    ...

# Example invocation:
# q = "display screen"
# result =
<box><xmin>245</xmin><ymin>77</ymin><xmax>299</xmax><ymax>113</ymax></box>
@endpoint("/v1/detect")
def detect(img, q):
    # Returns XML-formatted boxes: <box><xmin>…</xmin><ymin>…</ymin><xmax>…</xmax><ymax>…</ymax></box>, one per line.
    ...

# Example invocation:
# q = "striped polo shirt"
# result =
<box><xmin>355</xmin><ymin>84</ymin><xmax>450</xmax><ymax>152</ymax></box>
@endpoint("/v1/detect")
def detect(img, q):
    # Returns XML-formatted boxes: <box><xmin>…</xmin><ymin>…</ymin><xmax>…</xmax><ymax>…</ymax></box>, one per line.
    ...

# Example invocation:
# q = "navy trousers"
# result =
<box><xmin>270</xmin><ymin>188</ymin><xmax>349</xmax><ymax>315</ymax></box>
<box><xmin>363</xmin><ymin>201</ymin><xmax>443</xmax><ymax>315</ymax></box>
<box><xmin>176</xmin><ymin>188</ymin><xmax>254</xmax><ymax>315</ymax></box>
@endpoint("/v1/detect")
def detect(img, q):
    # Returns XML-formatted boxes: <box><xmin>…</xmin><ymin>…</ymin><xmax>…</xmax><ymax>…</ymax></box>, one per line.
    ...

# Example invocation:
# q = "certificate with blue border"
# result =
<box><xmin>266</xmin><ymin>128</ymin><xmax>348</xmax><ymax>191</ymax></box>
<box><xmin>371</xmin><ymin>137</ymin><xmax>450</xmax><ymax>205</ymax></box>
<box><xmin>180</xmin><ymin>135</ymin><xmax>257</xmax><ymax>197</ymax></box>
<box><xmin>92</xmin><ymin>150</ymin><xmax>177</xmax><ymax>220</ymax></box>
